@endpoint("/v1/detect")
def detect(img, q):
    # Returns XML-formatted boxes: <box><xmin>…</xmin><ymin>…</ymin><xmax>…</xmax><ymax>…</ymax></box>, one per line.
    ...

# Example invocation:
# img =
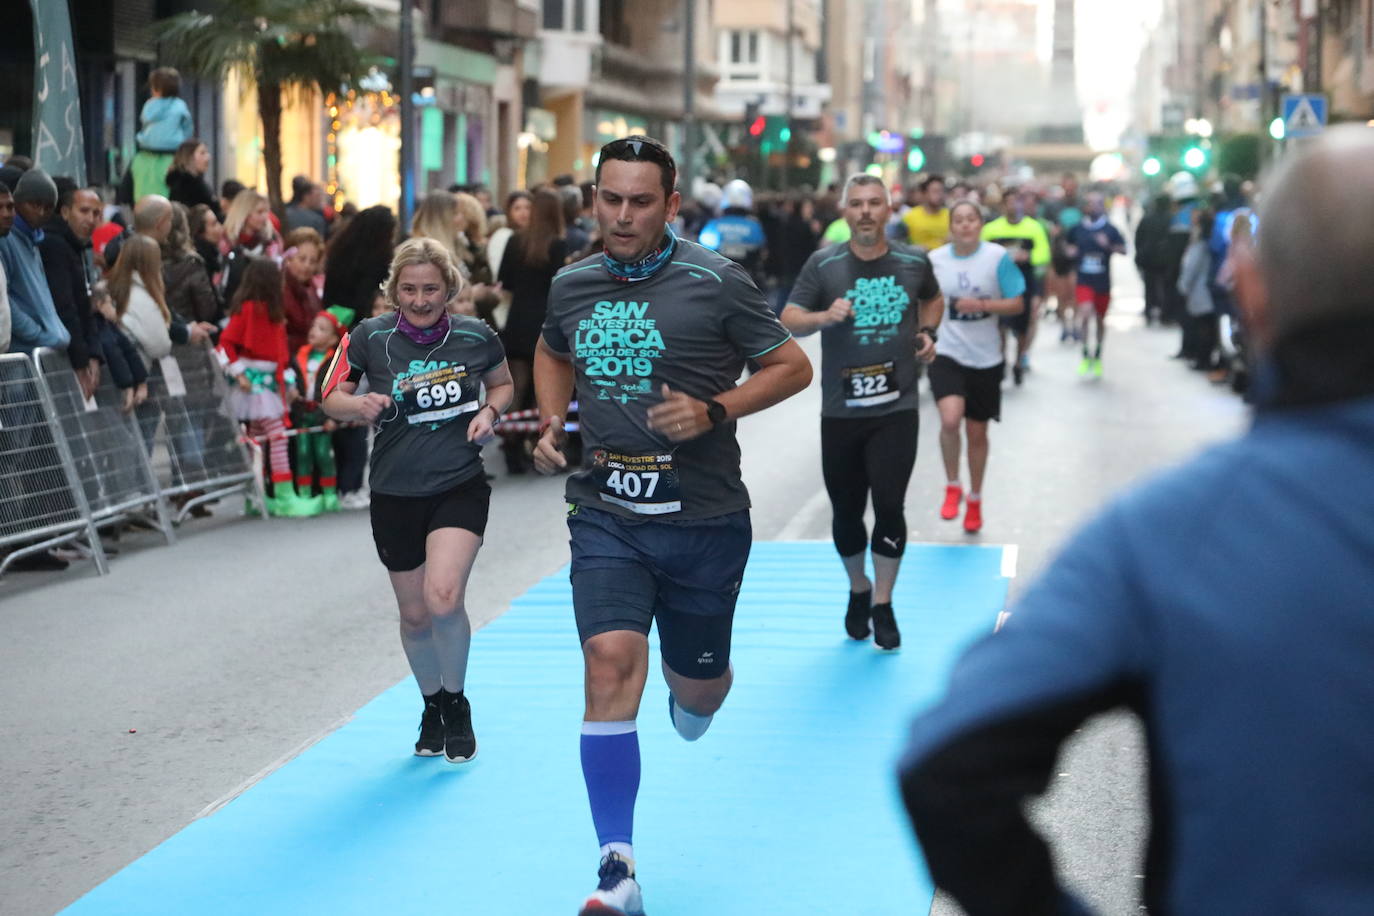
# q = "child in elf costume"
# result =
<box><xmin>286</xmin><ymin>306</ymin><xmax>352</xmax><ymax>513</ymax></box>
<box><xmin>217</xmin><ymin>258</ymin><xmax>316</xmax><ymax>517</ymax></box>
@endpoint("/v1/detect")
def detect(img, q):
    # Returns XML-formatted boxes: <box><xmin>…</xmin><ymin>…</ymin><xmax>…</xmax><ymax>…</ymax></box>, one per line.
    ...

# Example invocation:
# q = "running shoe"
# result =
<box><xmin>415</xmin><ymin>694</ymin><xmax>443</xmax><ymax>757</ymax></box>
<box><xmin>580</xmin><ymin>853</ymin><xmax>644</xmax><ymax>916</ymax></box>
<box><xmin>1077</xmin><ymin>357</ymin><xmax>1091</xmax><ymax>376</ymax></box>
<box><xmin>844</xmin><ymin>589</ymin><xmax>872</xmax><ymax>639</ymax></box>
<box><xmin>1092</xmin><ymin>358</ymin><xmax>1104</xmax><ymax>378</ymax></box>
<box><xmin>871</xmin><ymin>602</ymin><xmax>901</xmax><ymax>651</ymax></box>
<box><xmin>440</xmin><ymin>690</ymin><xmax>477</xmax><ymax>764</ymax></box>
<box><xmin>964</xmin><ymin>500</ymin><xmax>983</xmax><ymax>534</ymax></box>
<box><xmin>1012</xmin><ymin>363</ymin><xmax>1025</xmax><ymax>386</ymax></box>
<box><xmin>940</xmin><ymin>485</ymin><xmax>963</xmax><ymax>520</ymax></box>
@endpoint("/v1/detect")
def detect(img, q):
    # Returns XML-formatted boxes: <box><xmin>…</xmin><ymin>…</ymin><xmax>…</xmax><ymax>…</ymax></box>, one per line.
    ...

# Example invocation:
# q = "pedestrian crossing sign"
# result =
<box><xmin>1282</xmin><ymin>94</ymin><xmax>1327</xmax><ymax>138</ymax></box>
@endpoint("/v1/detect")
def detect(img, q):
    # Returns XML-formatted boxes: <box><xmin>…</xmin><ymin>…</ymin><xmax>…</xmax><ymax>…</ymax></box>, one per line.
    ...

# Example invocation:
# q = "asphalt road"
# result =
<box><xmin>0</xmin><ymin>268</ymin><xmax>1248</xmax><ymax>916</ymax></box>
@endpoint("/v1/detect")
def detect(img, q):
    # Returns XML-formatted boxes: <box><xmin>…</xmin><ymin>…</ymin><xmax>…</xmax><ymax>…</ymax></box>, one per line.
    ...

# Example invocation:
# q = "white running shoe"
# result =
<box><xmin>579</xmin><ymin>853</ymin><xmax>644</xmax><ymax>916</ymax></box>
<box><xmin>339</xmin><ymin>489</ymin><xmax>370</xmax><ymax>510</ymax></box>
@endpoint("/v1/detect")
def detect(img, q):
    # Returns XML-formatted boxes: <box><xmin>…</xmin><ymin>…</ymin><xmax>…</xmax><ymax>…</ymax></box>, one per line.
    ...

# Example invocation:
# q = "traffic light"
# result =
<box><xmin>907</xmin><ymin>146</ymin><xmax>926</xmax><ymax>172</ymax></box>
<box><xmin>1145</xmin><ymin>135</ymin><xmax>1212</xmax><ymax>176</ymax></box>
<box><xmin>744</xmin><ymin>100</ymin><xmax>763</xmax><ymax>140</ymax></box>
<box><xmin>970</xmin><ymin>153</ymin><xmax>986</xmax><ymax>168</ymax></box>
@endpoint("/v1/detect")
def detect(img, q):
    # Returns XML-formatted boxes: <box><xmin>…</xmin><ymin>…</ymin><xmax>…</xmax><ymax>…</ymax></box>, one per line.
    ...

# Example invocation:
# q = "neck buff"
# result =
<box><xmin>396</xmin><ymin>309</ymin><xmax>450</xmax><ymax>346</ymax></box>
<box><xmin>603</xmin><ymin>224</ymin><xmax>677</xmax><ymax>283</ymax></box>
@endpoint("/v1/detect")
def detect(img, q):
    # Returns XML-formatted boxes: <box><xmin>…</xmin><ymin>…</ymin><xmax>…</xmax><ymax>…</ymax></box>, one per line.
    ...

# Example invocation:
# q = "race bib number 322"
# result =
<box><xmin>396</xmin><ymin>364</ymin><xmax>478</xmax><ymax>426</ymax></box>
<box><xmin>841</xmin><ymin>361</ymin><xmax>899</xmax><ymax>408</ymax></box>
<box><xmin>593</xmin><ymin>450</ymin><xmax>682</xmax><ymax>515</ymax></box>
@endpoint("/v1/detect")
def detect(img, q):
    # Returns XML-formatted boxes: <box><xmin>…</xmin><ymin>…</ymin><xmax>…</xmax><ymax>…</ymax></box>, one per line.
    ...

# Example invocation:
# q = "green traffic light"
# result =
<box><xmin>780</xmin><ymin>126</ymin><xmax>792</xmax><ymax>143</ymax></box>
<box><xmin>1142</xmin><ymin>156</ymin><xmax>1162</xmax><ymax>176</ymax></box>
<box><xmin>1183</xmin><ymin>146</ymin><xmax>1207</xmax><ymax>170</ymax></box>
<box><xmin>1269</xmin><ymin>117</ymin><xmax>1286</xmax><ymax>140</ymax></box>
<box><xmin>907</xmin><ymin>147</ymin><xmax>926</xmax><ymax>172</ymax></box>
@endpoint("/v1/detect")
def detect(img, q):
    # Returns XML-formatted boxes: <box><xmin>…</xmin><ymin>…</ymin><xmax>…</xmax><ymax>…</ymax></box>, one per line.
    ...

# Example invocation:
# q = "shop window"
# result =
<box><xmin>730</xmin><ymin>30</ymin><xmax>759</xmax><ymax>65</ymax></box>
<box><xmin>600</xmin><ymin>0</ymin><xmax>629</xmax><ymax>46</ymax></box>
<box><xmin>543</xmin><ymin>0</ymin><xmax>564</xmax><ymax>29</ymax></box>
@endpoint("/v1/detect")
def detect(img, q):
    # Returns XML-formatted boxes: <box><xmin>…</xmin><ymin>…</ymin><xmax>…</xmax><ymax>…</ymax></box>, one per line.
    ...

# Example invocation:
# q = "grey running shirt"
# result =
<box><xmin>788</xmin><ymin>242</ymin><xmax>942</xmax><ymax>418</ymax></box>
<box><xmin>340</xmin><ymin>312</ymin><xmax>506</xmax><ymax>497</ymax></box>
<box><xmin>541</xmin><ymin>240</ymin><xmax>792</xmax><ymax>521</ymax></box>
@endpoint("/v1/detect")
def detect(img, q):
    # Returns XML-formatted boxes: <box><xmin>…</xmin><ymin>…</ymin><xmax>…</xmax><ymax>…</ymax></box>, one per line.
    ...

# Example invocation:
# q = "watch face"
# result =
<box><xmin>708</xmin><ymin>401</ymin><xmax>726</xmax><ymax>424</ymax></box>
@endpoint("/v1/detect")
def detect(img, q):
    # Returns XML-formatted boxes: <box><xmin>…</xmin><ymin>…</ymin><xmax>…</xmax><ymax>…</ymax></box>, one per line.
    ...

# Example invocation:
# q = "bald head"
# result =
<box><xmin>134</xmin><ymin>194</ymin><xmax>174</xmax><ymax>243</ymax></box>
<box><xmin>1256</xmin><ymin>127</ymin><xmax>1374</xmax><ymax>340</ymax></box>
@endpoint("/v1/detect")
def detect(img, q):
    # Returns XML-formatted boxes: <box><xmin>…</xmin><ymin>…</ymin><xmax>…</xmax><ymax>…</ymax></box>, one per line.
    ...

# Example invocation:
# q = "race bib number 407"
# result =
<box><xmin>841</xmin><ymin>361</ymin><xmax>899</xmax><ymax>408</ymax></box>
<box><xmin>593</xmin><ymin>450</ymin><xmax>682</xmax><ymax>515</ymax></box>
<box><xmin>396</xmin><ymin>364</ymin><xmax>478</xmax><ymax>426</ymax></box>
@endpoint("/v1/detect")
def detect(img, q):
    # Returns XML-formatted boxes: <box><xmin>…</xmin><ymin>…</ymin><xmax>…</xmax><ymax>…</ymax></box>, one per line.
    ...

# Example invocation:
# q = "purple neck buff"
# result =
<box><xmin>396</xmin><ymin>310</ymin><xmax>450</xmax><ymax>346</ymax></box>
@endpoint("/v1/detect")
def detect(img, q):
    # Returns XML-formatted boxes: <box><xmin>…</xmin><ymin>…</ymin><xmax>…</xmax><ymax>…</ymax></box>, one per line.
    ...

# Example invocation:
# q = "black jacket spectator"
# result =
<box><xmin>167</xmin><ymin>168</ymin><xmax>222</xmax><ymax>222</ymax></box>
<box><xmin>38</xmin><ymin>216</ymin><xmax>100</xmax><ymax>371</ymax></box>
<box><xmin>193</xmin><ymin>236</ymin><xmax>221</xmax><ymax>289</ymax></box>
<box><xmin>95</xmin><ymin>314</ymin><xmax>148</xmax><ymax>390</ymax></box>
<box><xmin>164</xmin><ymin>249</ymin><xmax>220</xmax><ymax>324</ymax></box>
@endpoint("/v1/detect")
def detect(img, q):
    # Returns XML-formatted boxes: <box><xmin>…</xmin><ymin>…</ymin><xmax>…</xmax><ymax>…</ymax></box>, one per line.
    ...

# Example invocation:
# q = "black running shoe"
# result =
<box><xmin>440</xmin><ymin>690</ymin><xmax>477</xmax><ymax>764</ymax></box>
<box><xmin>871</xmin><ymin>603</ymin><xmax>901</xmax><ymax>651</ymax></box>
<box><xmin>415</xmin><ymin>694</ymin><xmax>443</xmax><ymax>757</ymax></box>
<box><xmin>844</xmin><ymin>590</ymin><xmax>872</xmax><ymax>640</ymax></box>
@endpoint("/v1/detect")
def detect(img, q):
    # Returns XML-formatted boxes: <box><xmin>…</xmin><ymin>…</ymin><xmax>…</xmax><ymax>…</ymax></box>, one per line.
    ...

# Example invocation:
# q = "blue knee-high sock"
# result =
<box><xmin>580</xmin><ymin>721</ymin><xmax>639</xmax><ymax>853</ymax></box>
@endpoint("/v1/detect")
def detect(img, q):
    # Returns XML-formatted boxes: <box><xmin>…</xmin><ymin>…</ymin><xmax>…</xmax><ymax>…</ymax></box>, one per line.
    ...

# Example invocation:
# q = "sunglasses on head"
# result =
<box><xmin>604</xmin><ymin>137</ymin><xmax>671</xmax><ymax>164</ymax></box>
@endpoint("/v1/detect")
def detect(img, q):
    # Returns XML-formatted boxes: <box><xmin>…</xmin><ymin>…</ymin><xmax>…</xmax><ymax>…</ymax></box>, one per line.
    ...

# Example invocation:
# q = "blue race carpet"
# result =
<box><xmin>63</xmin><ymin>541</ymin><xmax>1011</xmax><ymax>915</ymax></box>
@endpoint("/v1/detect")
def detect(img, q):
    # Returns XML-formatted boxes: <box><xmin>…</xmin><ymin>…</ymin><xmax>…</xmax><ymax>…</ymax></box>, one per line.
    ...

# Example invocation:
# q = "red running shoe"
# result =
<box><xmin>963</xmin><ymin>499</ymin><xmax>983</xmax><ymax>533</ymax></box>
<box><xmin>940</xmin><ymin>485</ymin><xmax>963</xmax><ymax>520</ymax></box>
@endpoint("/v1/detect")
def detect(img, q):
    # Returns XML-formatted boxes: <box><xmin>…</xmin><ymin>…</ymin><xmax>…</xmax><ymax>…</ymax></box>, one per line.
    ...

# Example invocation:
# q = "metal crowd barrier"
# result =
<box><xmin>2</xmin><ymin>346</ymin><xmax>265</xmax><ymax>579</ymax></box>
<box><xmin>0</xmin><ymin>353</ymin><xmax>107</xmax><ymax>576</ymax></box>
<box><xmin>34</xmin><ymin>347</ymin><xmax>175</xmax><ymax>545</ymax></box>
<box><xmin>139</xmin><ymin>345</ymin><xmax>265</xmax><ymax>522</ymax></box>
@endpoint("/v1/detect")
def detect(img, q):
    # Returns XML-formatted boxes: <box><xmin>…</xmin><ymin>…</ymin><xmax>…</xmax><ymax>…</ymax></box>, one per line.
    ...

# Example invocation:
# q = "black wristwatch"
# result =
<box><xmin>705</xmin><ymin>399</ymin><xmax>728</xmax><ymax>427</ymax></box>
<box><xmin>918</xmin><ymin>325</ymin><xmax>939</xmax><ymax>344</ymax></box>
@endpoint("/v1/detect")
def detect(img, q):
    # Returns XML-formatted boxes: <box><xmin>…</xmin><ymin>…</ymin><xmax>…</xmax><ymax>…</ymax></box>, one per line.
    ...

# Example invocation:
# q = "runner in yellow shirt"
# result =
<box><xmin>902</xmin><ymin>175</ymin><xmax>951</xmax><ymax>251</ymax></box>
<box><xmin>982</xmin><ymin>186</ymin><xmax>1052</xmax><ymax>384</ymax></box>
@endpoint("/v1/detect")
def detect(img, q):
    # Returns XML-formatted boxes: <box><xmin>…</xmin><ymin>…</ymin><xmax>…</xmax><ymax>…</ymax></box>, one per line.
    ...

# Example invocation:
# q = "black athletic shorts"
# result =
<box><xmin>369</xmin><ymin>474</ymin><xmax>492</xmax><ymax>572</ymax></box>
<box><xmin>999</xmin><ymin>281</ymin><xmax>1039</xmax><ymax>335</ymax></box>
<box><xmin>928</xmin><ymin>355</ymin><xmax>1004</xmax><ymax>423</ymax></box>
<box><xmin>567</xmin><ymin>505</ymin><xmax>751</xmax><ymax>680</ymax></box>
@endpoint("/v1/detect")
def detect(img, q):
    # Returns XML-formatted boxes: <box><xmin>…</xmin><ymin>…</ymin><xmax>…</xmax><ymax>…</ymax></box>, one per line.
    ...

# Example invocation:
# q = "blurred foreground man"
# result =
<box><xmin>898</xmin><ymin>126</ymin><xmax>1374</xmax><ymax>915</ymax></box>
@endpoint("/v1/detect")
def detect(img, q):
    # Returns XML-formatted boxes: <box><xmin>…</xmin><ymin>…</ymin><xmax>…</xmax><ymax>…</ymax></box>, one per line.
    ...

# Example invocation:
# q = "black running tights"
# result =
<box><xmin>820</xmin><ymin>410</ymin><xmax>919</xmax><ymax>559</ymax></box>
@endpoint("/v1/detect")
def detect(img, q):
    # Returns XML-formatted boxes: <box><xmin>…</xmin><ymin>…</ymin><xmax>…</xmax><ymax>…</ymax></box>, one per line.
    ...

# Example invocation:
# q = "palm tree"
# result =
<box><xmin>155</xmin><ymin>0</ymin><xmax>378</xmax><ymax>215</ymax></box>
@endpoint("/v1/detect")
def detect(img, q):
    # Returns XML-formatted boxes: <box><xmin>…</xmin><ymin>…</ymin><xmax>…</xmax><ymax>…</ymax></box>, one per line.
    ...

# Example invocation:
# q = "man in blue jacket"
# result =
<box><xmin>899</xmin><ymin>125</ymin><xmax>1374</xmax><ymax>915</ymax></box>
<box><xmin>0</xmin><ymin>168</ymin><xmax>69</xmax><ymax>355</ymax></box>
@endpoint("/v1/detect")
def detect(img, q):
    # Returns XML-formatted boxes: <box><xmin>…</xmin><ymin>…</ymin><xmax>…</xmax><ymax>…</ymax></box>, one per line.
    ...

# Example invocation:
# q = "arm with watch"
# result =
<box><xmin>915</xmin><ymin>292</ymin><xmax>945</xmax><ymax>363</ymax></box>
<box><xmin>466</xmin><ymin>360</ymin><xmax>515</xmax><ymax>446</ymax></box>
<box><xmin>645</xmin><ymin>336</ymin><xmax>812</xmax><ymax>444</ymax></box>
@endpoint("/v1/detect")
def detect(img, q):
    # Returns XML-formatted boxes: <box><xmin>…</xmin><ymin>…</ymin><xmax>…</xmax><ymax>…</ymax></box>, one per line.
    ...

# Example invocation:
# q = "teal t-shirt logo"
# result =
<box><xmin>846</xmin><ymin>275</ymin><xmax>909</xmax><ymax>345</ymax></box>
<box><xmin>575</xmin><ymin>300</ymin><xmax>666</xmax><ymax>403</ymax></box>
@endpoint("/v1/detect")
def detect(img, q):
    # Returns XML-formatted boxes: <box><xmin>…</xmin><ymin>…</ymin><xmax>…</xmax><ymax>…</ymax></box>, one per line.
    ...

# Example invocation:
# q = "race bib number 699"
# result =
<box><xmin>396</xmin><ymin>364</ymin><xmax>479</xmax><ymax>426</ymax></box>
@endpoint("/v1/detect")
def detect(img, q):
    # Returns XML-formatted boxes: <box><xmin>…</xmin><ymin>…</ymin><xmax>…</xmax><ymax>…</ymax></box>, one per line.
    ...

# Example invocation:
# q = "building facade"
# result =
<box><xmin>536</xmin><ymin>0</ymin><xmax>721</xmax><ymax>184</ymax></box>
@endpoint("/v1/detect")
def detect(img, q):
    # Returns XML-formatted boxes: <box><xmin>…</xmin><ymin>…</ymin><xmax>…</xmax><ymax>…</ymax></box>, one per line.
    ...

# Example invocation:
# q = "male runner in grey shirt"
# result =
<box><xmin>782</xmin><ymin>173</ymin><xmax>944</xmax><ymax>650</ymax></box>
<box><xmin>533</xmin><ymin>135</ymin><xmax>812</xmax><ymax>916</ymax></box>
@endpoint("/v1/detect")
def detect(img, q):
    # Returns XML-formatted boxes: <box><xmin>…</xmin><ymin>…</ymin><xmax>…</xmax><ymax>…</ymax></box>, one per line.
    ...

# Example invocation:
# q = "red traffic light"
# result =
<box><xmin>970</xmin><ymin>153</ymin><xmax>986</xmax><ymax>168</ymax></box>
<box><xmin>749</xmin><ymin>116</ymin><xmax>766</xmax><ymax>137</ymax></box>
